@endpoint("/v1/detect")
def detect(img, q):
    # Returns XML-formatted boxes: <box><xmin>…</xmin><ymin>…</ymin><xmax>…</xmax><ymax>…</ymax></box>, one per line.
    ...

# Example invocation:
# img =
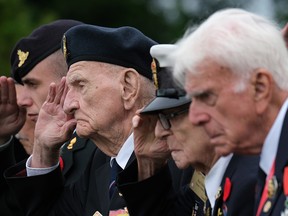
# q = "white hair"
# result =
<box><xmin>172</xmin><ymin>8</ymin><xmax>288</xmax><ymax>91</ymax></box>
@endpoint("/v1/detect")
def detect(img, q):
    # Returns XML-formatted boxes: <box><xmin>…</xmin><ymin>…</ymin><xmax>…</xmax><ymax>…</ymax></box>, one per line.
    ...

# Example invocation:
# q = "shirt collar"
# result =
<box><xmin>205</xmin><ymin>153</ymin><xmax>233</xmax><ymax>209</ymax></box>
<box><xmin>110</xmin><ymin>133</ymin><xmax>134</xmax><ymax>169</ymax></box>
<box><xmin>260</xmin><ymin>98</ymin><xmax>288</xmax><ymax>175</ymax></box>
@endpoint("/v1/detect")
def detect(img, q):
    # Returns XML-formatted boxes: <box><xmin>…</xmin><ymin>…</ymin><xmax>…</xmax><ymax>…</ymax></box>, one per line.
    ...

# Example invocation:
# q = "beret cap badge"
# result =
<box><xmin>62</xmin><ymin>35</ymin><xmax>68</xmax><ymax>60</ymax></box>
<box><xmin>17</xmin><ymin>50</ymin><xmax>29</xmax><ymax>67</ymax></box>
<box><xmin>151</xmin><ymin>58</ymin><xmax>158</xmax><ymax>89</ymax></box>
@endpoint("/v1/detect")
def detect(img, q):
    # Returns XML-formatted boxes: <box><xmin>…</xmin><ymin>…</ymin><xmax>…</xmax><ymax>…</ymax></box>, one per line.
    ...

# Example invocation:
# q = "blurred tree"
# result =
<box><xmin>1</xmin><ymin>0</ymin><xmax>288</xmax><ymax>77</ymax></box>
<box><xmin>0</xmin><ymin>0</ymin><xmax>57</xmax><ymax>76</ymax></box>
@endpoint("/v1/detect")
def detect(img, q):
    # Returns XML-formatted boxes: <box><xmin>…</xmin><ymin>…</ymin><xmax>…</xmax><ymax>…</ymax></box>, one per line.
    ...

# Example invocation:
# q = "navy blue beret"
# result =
<box><xmin>10</xmin><ymin>19</ymin><xmax>83</xmax><ymax>83</ymax></box>
<box><xmin>62</xmin><ymin>24</ymin><xmax>157</xmax><ymax>80</ymax></box>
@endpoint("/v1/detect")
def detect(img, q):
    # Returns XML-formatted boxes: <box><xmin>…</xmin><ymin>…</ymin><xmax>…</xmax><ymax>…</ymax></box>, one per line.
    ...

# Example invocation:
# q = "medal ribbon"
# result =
<box><xmin>256</xmin><ymin>160</ymin><xmax>275</xmax><ymax>216</ymax></box>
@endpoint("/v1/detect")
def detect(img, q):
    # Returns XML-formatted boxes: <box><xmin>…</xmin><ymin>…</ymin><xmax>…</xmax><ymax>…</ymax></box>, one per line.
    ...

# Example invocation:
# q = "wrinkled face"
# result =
<box><xmin>64</xmin><ymin>61</ymin><xmax>124</xmax><ymax>142</ymax></box>
<box><xmin>17</xmin><ymin>58</ymin><xmax>63</xmax><ymax>123</ymax></box>
<box><xmin>155</xmin><ymin>105</ymin><xmax>214</xmax><ymax>170</ymax></box>
<box><xmin>184</xmin><ymin>59</ymin><xmax>262</xmax><ymax>156</ymax></box>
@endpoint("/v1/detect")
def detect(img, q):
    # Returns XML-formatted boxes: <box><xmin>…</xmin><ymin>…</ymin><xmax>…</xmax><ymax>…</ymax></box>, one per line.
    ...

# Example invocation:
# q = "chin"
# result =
<box><xmin>75</xmin><ymin>127</ymin><xmax>91</xmax><ymax>138</ymax></box>
<box><xmin>215</xmin><ymin>146</ymin><xmax>233</xmax><ymax>157</ymax></box>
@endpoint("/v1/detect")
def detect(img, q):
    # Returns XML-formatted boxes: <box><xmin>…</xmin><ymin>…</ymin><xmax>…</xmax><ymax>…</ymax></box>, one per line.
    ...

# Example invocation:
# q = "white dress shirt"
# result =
<box><xmin>205</xmin><ymin>154</ymin><xmax>233</xmax><ymax>210</ymax></box>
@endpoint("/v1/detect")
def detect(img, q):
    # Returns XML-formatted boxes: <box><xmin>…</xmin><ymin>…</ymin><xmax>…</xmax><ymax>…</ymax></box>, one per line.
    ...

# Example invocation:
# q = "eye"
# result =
<box><xmin>195</xmin><ymin>91</ymin><xmax>217</xmax><ymax>106</ymax></box>
<box><xmin>23</xmin><ymin>80</ymin><xmax>38</xmax><ymax>89</ymax></box>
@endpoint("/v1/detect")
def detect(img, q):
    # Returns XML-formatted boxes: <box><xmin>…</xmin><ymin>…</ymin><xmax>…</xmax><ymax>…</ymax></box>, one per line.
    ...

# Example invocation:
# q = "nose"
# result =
<box><xmin>63</xmin><ymin>90</ymin><xmax>79</xmax><ymax>115</ymax></box>
<box><xmin>17</xmin><ymin>90</ymin><xmax>33</xmax><ymax>108</ymax></box>
<box><xmin>154</xmin><ymin>120</ymin><xmax>172</xmax><ymax>139</ymax></box>
<box><xmin>188</xmin><ymin>102</ymin><xmax>210</xmax><ymax>126</ymax></box>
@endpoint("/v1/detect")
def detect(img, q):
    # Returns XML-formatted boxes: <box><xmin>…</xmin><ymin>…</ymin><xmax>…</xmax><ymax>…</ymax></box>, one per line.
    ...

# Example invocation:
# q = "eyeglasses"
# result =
<box><xmin>158</xmin><ymin>107</ymin><xmax>189</xmax><ymax>130</ymax></box>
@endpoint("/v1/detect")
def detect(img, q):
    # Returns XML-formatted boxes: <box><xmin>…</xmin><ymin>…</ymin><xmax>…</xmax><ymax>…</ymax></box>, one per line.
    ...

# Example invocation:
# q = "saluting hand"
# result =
<box><xmin>32</xmin><ymin>77</ymin><xmax>76</xmax><ymax>168</ymax></box>
<box><xmin>132</xmin><ymin>110</ymin><xmax>170</xmax><ymax>181</ymax></box>
<box><xmin>0</xmin><ymin>76</ymin><xmax>26</xmax><ymax>144</ymax></box>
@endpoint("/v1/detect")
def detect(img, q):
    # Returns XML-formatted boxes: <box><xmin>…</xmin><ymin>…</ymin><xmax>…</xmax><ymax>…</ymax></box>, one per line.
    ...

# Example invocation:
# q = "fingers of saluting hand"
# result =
<box><xmin>0</xmin><ymin>76</ymin><xmax>17</xmax><ymax>104</ymax></box>
<box><xmin>59</xmin><ymin>77</ymin><xmax>68</xmax><ymax>107</ymax></box>
<box><xmin>46</xmin><ymin>77</ymin><xmax>67</xmax><ymax>106</ymax></box>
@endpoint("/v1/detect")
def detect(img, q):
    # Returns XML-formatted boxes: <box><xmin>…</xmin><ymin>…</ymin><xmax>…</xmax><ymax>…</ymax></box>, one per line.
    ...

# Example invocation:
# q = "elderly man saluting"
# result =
<box><xmin>4</xmin><ymin>25</ymin><xmax>189</xmax><ymax>216</ymax></box>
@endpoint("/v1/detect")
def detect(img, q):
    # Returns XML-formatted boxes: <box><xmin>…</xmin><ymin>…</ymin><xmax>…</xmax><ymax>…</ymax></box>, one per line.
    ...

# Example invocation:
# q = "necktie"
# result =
<box><xmin>109</xmin><ymin>159</ymin><xmax>122</xmax><ymax>199</ymax></box>
<box><xmin>256</xmin><ymin>161</ymin><xmax>275</xmax><ymax>216</ymax></box>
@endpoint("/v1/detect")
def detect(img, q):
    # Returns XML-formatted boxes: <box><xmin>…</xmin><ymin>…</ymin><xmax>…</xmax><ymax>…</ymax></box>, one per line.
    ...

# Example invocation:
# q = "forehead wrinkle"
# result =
<box><xmin>67</xmin><ymin>72</ymin><xmax>85</xmax><ymax>85</ymax></box>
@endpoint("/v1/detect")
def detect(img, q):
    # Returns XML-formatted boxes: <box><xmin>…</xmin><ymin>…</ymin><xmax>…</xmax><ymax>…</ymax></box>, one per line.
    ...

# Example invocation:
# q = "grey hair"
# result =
<box><xmin>172</xmin><ymin>8</ymin><xmax>288</xmax><ymax>91</ymax></box>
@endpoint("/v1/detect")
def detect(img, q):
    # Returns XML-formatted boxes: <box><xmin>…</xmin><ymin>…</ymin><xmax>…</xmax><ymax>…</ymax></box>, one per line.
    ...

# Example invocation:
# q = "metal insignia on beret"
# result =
<box><xmin>151</xmin><ymin>58</ymin><xmax>158</xmax><ymax>89</ymax></box>
<box><xmin>17</xmin><ymin>50</ymin><xmax>29</xmax><ymax>67</ymax></box>
<box><xmin>62</xmin><ymin>35</ymin><xmax>67</xmax><ymax>60</ymax></box>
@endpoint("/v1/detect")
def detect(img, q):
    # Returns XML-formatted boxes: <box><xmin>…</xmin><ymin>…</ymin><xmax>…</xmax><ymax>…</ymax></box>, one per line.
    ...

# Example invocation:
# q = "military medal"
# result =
<box><xmin>215</xmin><ymin>186</ymin><xmax>223</xmax><ymax>216</ymax></box>
<box><xmin>263</xmin><ymin>200</ymin><xmax>272</xmax><ymax>213</ymax></box>
<box><xmin>267</xmin><ymin>175</ymin><xmax>278</xmax><ymax>198</ymax></box>
<box><xmin>281</xmin><ymin>167</ymin><xmax>288</xmax><ymax>216</ymax></box>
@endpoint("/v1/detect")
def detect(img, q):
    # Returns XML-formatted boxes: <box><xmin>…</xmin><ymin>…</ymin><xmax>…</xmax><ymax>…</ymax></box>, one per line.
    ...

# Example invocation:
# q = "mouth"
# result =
<box><xmin>27</xmin><ymin>114</ymin><xmax>38</xmax><ymax>122</ymax></box>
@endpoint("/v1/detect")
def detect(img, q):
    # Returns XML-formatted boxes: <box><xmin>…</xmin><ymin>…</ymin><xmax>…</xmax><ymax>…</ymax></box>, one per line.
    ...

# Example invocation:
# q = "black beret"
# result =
<box><xmin>62</xmin><ymin>24</ymin><xmax>157</xmax><ymax>80</ymax></box>
<box><xmin>10</xmin><ymin>19</ymin><xmax>83</xmax><ymax>83</ymax></box>
<box><xmin>141</xmin><ymin>44</ymin><xmax>191</xmax><ymax>114</ymax></box>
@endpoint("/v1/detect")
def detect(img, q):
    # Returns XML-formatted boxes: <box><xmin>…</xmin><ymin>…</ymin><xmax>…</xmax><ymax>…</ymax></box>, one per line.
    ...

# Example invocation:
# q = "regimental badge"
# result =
<box><xmin>151</xmin><ymin>58</ymin><xmax>158</xmax><ymax>89</ymax></box>
<box><xmin>216</xmin><ymin>186</ymin><xmax>222</xmax><ymax>200</ymax></box>
<box><xmin>17</xmin><ymin>50</ymin><xmax>29</xmax><ymax>67</ymax></box>
<box><xmin>67</xmin><ymin>137</ymin><xmax>77</xmax><ymax>150</ymax></box>
<box><xmin>268</xmin><ymin>176</ymin><xmax>278</xmax><ymax>198</ymax></box>
<box><xmin>217</xmin><ymin>207</ymin><xmax>223</xmax><ymax>216</ymax></box>
<box><xmin>62</xmin><ymin>35</ymin><xmax>67</xmax><ymax>60</ymax></box>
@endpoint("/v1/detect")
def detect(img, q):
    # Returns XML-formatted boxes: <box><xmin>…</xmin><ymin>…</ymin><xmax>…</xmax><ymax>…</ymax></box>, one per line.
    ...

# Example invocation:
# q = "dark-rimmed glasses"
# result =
<box><xmin>158</xmin><ymin>107</ymin><xmax>189</xmax><ymax>130</ymax></box>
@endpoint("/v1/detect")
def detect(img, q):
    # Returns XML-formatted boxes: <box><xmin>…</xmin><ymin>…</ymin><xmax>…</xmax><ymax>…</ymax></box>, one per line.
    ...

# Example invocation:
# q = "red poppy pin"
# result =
<box><xmin>223</xmin><ymin>177</ymin><xmax>232</xmax><ymax>202</ymax></box>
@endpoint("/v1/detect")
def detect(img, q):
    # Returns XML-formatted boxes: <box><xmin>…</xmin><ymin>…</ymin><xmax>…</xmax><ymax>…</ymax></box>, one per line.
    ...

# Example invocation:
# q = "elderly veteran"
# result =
<box><xmin>116</xmin><ymin>44</ymin><xmax>259</xmax><ymax>216</ymax></box>
<box><xmin>172</xmin><ymin>8</ymin><xmax>288</xmax><ymax>216</ymax></box>
<box><xmin>5</xmin><ymin>24</ymin><xmax>188</xmax><ymax>216</ymax></box>
<box><xmin>0</xmin><ymin>20</ymin><xmax>99</xmax><ymax>216</ymax></box>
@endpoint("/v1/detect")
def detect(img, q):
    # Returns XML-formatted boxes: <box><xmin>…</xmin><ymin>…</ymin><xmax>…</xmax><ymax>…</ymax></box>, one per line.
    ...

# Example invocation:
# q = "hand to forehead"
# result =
<box><xmin>0</xmin><ymin>76</ymin><xmax>26</xmax><ymax>139</ymax></box>
<box><xmin>34</xmin><ymin>77</ymin><xmax>76</xmax><ymax>150</ymax></box>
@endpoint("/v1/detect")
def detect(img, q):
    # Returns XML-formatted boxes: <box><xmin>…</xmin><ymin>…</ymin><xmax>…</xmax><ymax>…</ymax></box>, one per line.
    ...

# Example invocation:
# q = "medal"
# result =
<box><xmin>263</xmin><ymin>200</ymin><xmax>272</xmax><ymax>213</ymax></box>
<box><xmin>267</xmin><ymin>175</ymin><xmax>278</xmax><ymax>198</ymax></box>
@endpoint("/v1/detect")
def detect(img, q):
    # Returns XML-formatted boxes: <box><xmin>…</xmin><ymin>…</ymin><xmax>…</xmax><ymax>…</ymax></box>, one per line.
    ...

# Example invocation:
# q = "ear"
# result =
<box><xmin>251</xmin><ymin>69</ymin><xmax>273</xmax><ymax>114</ymax></box>
<box><xmin>120</xmin><ymin>68</ymin><xmax>140</xmax><ymax>110</ymax></box>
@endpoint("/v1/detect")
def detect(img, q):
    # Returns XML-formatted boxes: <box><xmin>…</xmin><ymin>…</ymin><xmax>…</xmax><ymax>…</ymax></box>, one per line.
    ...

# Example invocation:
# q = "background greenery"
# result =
<box><xmin>1</xmin><ymin>0</ymin><xmax>288</xmax><ymax>76</ymax></box>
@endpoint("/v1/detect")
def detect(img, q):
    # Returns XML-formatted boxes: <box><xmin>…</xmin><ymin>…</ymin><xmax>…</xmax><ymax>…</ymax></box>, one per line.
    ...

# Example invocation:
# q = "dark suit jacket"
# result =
<box><xmin>0</xmin><ymin>137</ymin><xmax>24</xmax><ymax>216</ymax></box>
<box><xmin>1</xmin><ymin>133</ymin><xmax>97</xmax><ymax>216</ymax></box>
<box><xmin>5</xmin><ymin>147</ymin><xmax>188</xmax><ymax>216</ymax></box>
<box><xmin>257</xmin><ymin>108</ymin><xmax>288</xmax><ymax>216</ymax></box>
<box><xmin>117</xmin><ymin>154</ymin><xmax>259</xmax><ymax>216</ymax></box>
<box><xmin>213</xmin><ymin>154</ymin><xmax>259</xmax><ymax>216</ymax></box>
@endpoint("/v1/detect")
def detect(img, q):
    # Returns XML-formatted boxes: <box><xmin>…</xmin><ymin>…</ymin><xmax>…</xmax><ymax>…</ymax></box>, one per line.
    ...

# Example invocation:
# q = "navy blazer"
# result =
<box><xmin>257</xmin><ymin>108</ymin><xmax>288</xmax><ymax>216</ymax></box>
<box><xmin>117</xmin><ymin>154</ymin><xmax>259</xmax><ymax>216</ymax></box>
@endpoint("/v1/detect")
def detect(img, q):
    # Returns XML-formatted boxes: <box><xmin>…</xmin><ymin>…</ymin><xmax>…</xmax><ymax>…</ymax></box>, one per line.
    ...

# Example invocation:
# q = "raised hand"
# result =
<box><xmin>0</xmin><ymin>76</ymin><xmax>26</xmax><ymax>144</ymax></box>
<box><xmin>32</xmin><ymin>77</ymin><xmax>76</xmax><ymax>167</ymax></box>
<box><xmin>132</xmin><ymin>111</ymin><xmax>170</xmax><ymax>180</ymax></box>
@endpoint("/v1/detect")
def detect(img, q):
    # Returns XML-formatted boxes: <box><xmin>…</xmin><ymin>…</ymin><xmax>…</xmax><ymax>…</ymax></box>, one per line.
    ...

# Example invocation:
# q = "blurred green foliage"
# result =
<box><xmin>1</xmin><ymin>0</ymin><xmax>287</xmax><ymax>77</ymax></box>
